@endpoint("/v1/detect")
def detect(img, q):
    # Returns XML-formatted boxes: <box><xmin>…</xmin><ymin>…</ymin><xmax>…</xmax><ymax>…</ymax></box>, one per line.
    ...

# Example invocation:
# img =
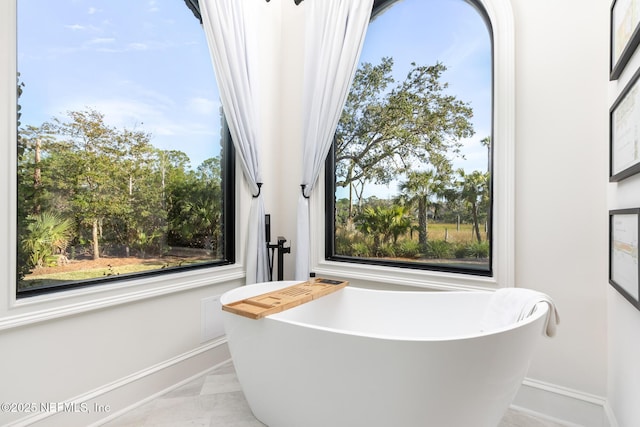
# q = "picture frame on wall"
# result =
<box><xmin>611</xmin><ymin>0</ymin><xmax>640</xmax><ymax>80</ymax></box>
<box><xmin>609</xmin><ymin>209</ymin><xmax>640</xmax><ymax>310</ymax></box>
<box><xmin>610</xmin><ymin>66</ymin><xmax>640</xmax><ymax>181</ymax></box>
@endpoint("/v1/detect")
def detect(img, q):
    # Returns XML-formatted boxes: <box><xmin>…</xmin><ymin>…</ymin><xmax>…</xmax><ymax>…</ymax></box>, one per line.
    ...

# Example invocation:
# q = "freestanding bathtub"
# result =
<box><xmin>220</xmin><ymin>281</ymin><xmax>550</xmax><ymax>427</ymax></box>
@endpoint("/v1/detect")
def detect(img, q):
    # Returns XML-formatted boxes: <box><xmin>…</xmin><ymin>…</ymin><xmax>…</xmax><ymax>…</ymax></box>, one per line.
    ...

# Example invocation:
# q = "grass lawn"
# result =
<box><xmin>20</xmin><ymin>256</ymin><xmax>209</xmax><ymax>289</ymax></box>
<box><xmin>423</xmin><ymin>222</ymin><xmax>487</xmax><ymax>243</ymax></box>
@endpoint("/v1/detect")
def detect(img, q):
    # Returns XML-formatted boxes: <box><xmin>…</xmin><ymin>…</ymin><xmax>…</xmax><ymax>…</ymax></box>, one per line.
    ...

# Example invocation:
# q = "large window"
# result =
<box><xmin>16</xmin><ymin>0</ymin><xmax>233</xmax><ymax>297</ymax></box>
<box><xmin>326</xmin><ymin>0</ymin><xmax>493</xmax><ymax>276</ymax></box>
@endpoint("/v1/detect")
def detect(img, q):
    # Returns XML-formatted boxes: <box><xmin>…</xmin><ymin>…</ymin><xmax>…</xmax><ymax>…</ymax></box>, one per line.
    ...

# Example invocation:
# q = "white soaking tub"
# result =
<box><xmin>220</xmin><ymin>281</ymin><xmax>552</xmax><ymax>427</ymax></box>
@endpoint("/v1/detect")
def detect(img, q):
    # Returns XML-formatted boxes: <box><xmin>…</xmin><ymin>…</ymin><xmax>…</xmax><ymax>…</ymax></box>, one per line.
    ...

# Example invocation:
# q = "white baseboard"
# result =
<box><xmin>9</xmin><ymin>343</ymin><xmax>620</xmax><ymax>427</ymax></box>
<box><xmin>603</xmin><ymin>400</ymin><xmax>620</xmax><ymax>427</ymax></box>
<box><xmin>513</xmin><ymin>377</ymin><xmax>615</xmax><ymax>427</ymax></box>
<box><xmin>8</xmin><ymin>339</ymin><xmax>231</xmax><ymax>427</ymax></box>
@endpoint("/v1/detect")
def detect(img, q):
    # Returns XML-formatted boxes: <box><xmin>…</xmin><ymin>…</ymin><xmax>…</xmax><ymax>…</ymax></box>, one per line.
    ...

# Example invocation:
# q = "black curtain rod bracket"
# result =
<box><xmin>266</xmin><ymin>0</ymin><xmax>304</xmax><ymax>4</ymax></box>
<box><xmin>252</xmin><ymin>182</ymin><xmax>262</xmax><ymax>198</ymax></box>
<box><xmin>300</xmin><ymin>184</ymin><xmax>310</xmax><ymax>199</ymax></box>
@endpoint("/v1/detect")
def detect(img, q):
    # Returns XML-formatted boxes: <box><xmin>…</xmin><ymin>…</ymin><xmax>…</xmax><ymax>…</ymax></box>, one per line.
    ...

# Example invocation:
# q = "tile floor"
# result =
<box><xmin>100</xmin><ymin>361</ymin><xmax>569</xmax><ymax>427</ymax></box>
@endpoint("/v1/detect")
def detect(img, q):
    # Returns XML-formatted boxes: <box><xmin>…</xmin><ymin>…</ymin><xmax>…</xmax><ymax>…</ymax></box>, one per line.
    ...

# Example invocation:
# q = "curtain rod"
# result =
<box><xmin>183</xmin><ymin>0</ymin><xmax>304</xmax><ymax>25</ymax></box>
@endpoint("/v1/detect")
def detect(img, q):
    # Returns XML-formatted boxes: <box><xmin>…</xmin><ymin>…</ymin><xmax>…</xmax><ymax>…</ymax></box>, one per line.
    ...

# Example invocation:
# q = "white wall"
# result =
<box><xmin>508</xmin><ymin>0</ymin><xmax>611</xmax><ymax>422</ymax></box>
<box><xmin>607</xmin><ymin>40</ymin><xmax>640</xmax><ymax>426</ymax></box>
<box><xmin>510</xmin><ymin>0</ymin><xmax>610</xmax><ymax>396</ymax></box>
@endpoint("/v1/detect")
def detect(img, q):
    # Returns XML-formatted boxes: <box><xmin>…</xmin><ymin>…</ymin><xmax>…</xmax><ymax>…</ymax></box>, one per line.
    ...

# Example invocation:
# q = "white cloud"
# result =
<box><xmin>86</xmin><ymin>37</ymin><xmax>116</xmax><ymax>45</ymax></box>
<box><xmin>127</xmin><ymin>42</ymin><xmax>149</xmax><ymax>51</ymax></box>
<box><xmin>91</xmin><ymin>40</ymin><xmax>179</xmax><ymax>54</ymax></box>
<box><xmin>65</xmin><ymin>24</ymin><xmax>86</xmax><ymax>31</ymax></box>
<box><xmin>148</xmin><ymin>0</ymin><xmax>159</xmax><ymax>12</ymax></box>
<box><xmin>56</xmin><ymin>94</ymin><xmax>215</xmax><ymax>139</ymax></box>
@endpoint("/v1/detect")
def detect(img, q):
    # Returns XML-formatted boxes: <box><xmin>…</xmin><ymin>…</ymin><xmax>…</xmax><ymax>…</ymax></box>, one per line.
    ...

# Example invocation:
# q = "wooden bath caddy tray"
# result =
<box><xmin>222</xmin><ymin>278</ymin><xmax>349</xmax><ymax>319</ymax></box>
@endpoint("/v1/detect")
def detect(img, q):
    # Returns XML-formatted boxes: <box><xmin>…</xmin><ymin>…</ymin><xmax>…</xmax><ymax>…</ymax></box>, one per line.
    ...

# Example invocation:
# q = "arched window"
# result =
<box><xmin>15</xmin><ymin>0</ymin><xmax>234</xmax><ymax>297</ymax></box>
<box><xmin>324</xmin><ymin>0</ymin><xmax>505</xmax><ymax>282</ymax></box>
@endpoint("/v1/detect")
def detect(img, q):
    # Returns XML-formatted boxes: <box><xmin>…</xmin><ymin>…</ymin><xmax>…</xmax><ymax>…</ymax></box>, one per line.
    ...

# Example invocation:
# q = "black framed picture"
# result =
<box><xmin>610</xmin><ymin>65</ymin><xmax>640</xmax><ymax>181</ymax></box>
<box><xmin>611</xmin><ymin>0</ymin><xmax>640</xmax><ymax>80</ymax></box>
<box><xmin>610</xmin><ymin>209</ymin><xmax>640</xmax><ymax>310</ymax></box>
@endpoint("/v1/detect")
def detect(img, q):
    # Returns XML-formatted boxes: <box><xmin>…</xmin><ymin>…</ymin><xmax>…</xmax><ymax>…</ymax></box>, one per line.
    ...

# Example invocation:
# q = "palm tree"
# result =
<box><xmin>22</xmin><ymin>211</ymin><xmax>73</xmax><ymax>268</ymax></box>
<box><xmin>481</xmin><ymin>136</ymin><xmax>491</xmax><ymax>172</ymax></box>
<box><xmin>356</xmin><ymin>204</ymin><xmax>411</xmax><ymax>252</ymax></box>
<box><xmin>456</xmin><ymin>169</ymin><xmax>489</xmax><ymax>242</ymax></box>
<box><xmin>398</xmin><ymin>170</ymin><xmax>446</xmax><ymax>247</ymax></box>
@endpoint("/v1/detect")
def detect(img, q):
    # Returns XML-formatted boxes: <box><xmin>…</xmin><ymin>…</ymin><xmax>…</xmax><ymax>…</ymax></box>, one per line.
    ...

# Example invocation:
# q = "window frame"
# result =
<box><xmin>325</xmin><ymin>0</ymin><xmax>494</xmax><ymax>278</ymax></box>
<box><xmin>316</xmin><ymin>0</ymin><xmax>515</xmax><ymax>291</ymax></box>
<box><xmin>3</xmin><ymin>0</ymin><xmax>241</xmax><ymax>313</ymax></box>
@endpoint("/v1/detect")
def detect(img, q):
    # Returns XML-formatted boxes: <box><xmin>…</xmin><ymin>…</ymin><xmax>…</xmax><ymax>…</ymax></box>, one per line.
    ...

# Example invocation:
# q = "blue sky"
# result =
<box><xmin>356</xmin><ymin>0</ymin><xmax>492</xmax><ymax>198</ymax></box>
<box><xmin>17</xmin><ymin>0</ymin><xmax>490</xmax><ymax>182</ymax></box>
<box><xmin>17</xmin><ymin>0</ymin><xmax>221</xmax><ymax>170</ymax></box>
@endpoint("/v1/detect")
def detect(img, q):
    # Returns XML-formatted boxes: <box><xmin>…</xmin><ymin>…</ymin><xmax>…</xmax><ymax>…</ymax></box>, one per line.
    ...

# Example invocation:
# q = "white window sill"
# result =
<box><xmin>311</xmin><ymin>259</ymin><xmax>499</xmax><ymax>292</ymax></box>
<box><xmin>0</xmin><ymin>264</ymin><xmax>244</xmax><ymax>331</ymax></box>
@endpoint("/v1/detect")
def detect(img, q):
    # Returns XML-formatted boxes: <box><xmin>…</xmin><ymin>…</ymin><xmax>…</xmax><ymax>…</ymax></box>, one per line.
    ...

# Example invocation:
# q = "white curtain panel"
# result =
<box><xmin>294</xmin><ymin>0</ymin><xmax>374</xmax><ymax>280</ymax></box>
<box><xmin>201</xmin><ymin>0</ymin><xmax>269</xmax><ymax>284</ymax></box>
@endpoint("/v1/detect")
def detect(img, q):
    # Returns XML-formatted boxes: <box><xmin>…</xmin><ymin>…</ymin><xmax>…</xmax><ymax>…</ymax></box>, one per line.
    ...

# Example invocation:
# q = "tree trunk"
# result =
<box><xmin>347</xmin><ymin>166</ymin><xmax>354</xmax><ymax>219</ymax></box>
<box><xmin>472</xmin><ymin>204</ymin><xmax>481</xmax><ymax>242</ymax></box>
<box><xmin>418</xmin><ymin>197</ymin><xmax>427</xmax><ymax>246</ymax></box>
<box><xmin>92</xmin><ymin>218</ymin><xmax>100</xmax><ymax>259</ymax></box>
<box><xmin>34</xmin><ymin>138</ymin><xmax>42</xmax><ymax>214</ymax></box>
<box><xmin>348</xmin><ymin>181</ymin><xmax>353</xmax><ymax>219</ymax></box>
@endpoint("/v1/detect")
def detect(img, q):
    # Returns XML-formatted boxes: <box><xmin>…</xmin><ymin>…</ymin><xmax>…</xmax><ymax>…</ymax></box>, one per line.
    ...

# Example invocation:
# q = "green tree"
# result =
<box><xmin>196</xmin><ymin>157</ymin><xmax>222</xmax><ymax>186</ymax></box>
<box><xmin>16</xmin><ymin>103</ymin><xmax>228</xmax><ymax>288</ymax></box>
<box><xmin>165</xmin><ymin>156</ymin><xmax>223</xmax><ymax>255</ymax></box>
<box><xmin>356</xmin><ymin>204</ymin><xmax>411</xmax><ymax>252</ymax></box>
<box><xmin>335</xmin><ymin>58</ymin><xmax>474</xmax><ymax>215</ymax></box>
<box><xmin>115</xmin><ymin>130</ymin><xmax>166</xmax><ymax>257</ymax></box>
<box><xmin>22</xmin><ymin>211</ymin><xmax>73</xmax><ymax>268</ymax></box>
<box><xmin>40</xmin><ymin>109</ymin><xmax>130</xmax><ymax>259</ymax></box>
<box><xmin>16</xmin><ymin>73</ymin><xmax>32</xmax><ymax>280</ymax></box>
<box><xmin>456</xmin><ymin>169</ymin><xmax>489</xmax><ymax>242</ymax></box>
<box><xmin>398</xmin><ymin>170</ymin><xmax>448</xmax><ymax>247</ymax></box>
<box><xmin>481</xmin><ymin>136</ymin><xmax>491</xmax><ymax>173</ymax></box>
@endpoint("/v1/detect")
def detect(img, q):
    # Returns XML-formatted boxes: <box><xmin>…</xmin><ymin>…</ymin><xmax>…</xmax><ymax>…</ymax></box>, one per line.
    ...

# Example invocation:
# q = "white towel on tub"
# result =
<box><xmin>481</xmin><ymin>288</ymin><xmax>560</xmax><ymax>337</ymax></box>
